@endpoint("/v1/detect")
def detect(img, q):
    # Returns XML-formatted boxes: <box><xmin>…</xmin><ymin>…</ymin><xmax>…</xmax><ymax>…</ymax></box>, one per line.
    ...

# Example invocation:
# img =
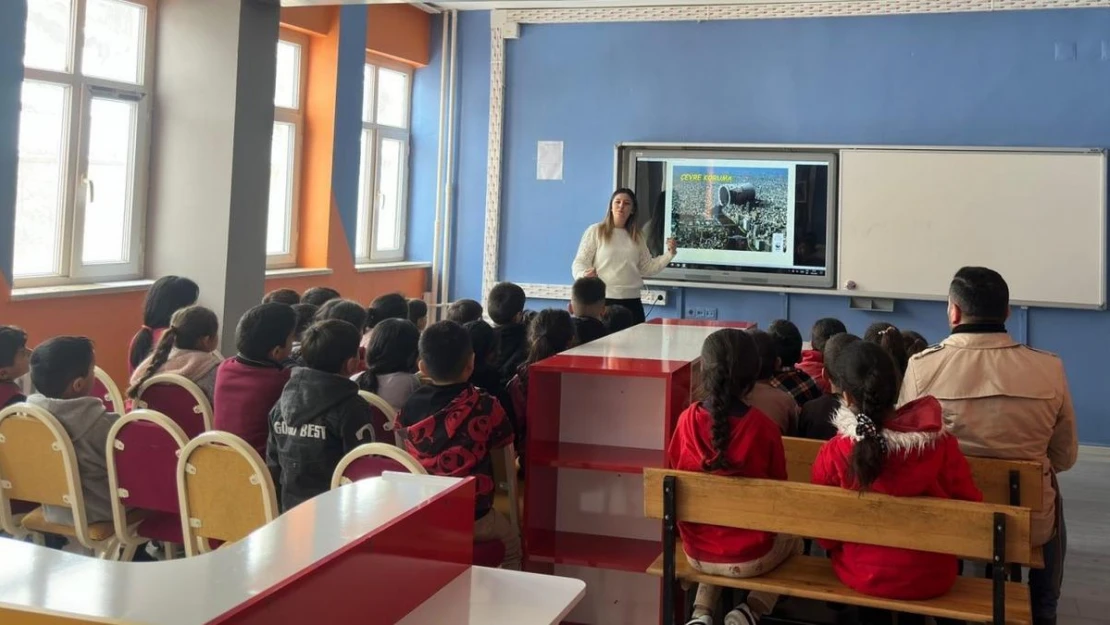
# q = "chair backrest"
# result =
<box><xmin>490</xmin><ymin>443</ymin><xmax>520</xmax><ymax>529</ymax></box>
<box><xmin>781</xmin><ymin>436</ymin><xmax>1044</xmax><ymax>511</ymax></box>
<box><xmin>330</xmin><ymin>443</ymin><xmax>426</xmax><ymax>489</ymax></box>
<box><xmin>643</xmin><ymin>468</ymin><xmax>1034</xmax><ymax>566</ymax></box>
<box><xmin>134</xmin><ymin>373</ymin><xmax>213</xmax><ymax>438</ymax></box>
<box><xmin>0</xmin><ymin>403</ymin><xmax>96</xmax><ymax>548</ymax></box>
<box><xmin>93</xmin><ymin>367</ymin><xmax>126</xmax><ymax>415</ymax></box>
<box><xmin>176</xmin><ymin>431</ymin><xmax>277</xmax><ymax>557</ymax></box>
<box><xmin>106</xmin><ymin>410</ymin><xmax>189</xmax><ymax>542</ymax></box>
<box><xmin>358</xmin><ymin>390</ymin><xmax>402</xmax><ymax>446</ymax></box>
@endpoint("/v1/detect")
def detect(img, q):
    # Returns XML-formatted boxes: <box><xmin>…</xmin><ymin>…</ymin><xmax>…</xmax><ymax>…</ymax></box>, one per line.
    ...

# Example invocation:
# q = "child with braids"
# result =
<box><xmin>812</xmin><ymin>341</ymin><xmax>981</xmax><ymax>600</ymax></box>
<box><xmin>666</xmin><ymin>329</ymin><xmax>800</xmax><ymax>625</ymax></box>
<box><xmin>863</xmin><ymin>322</ymin><xmax>909</xmax><ymax>377</ymax></box>
<box><xmin>128</xmin><ymin>305</ymin><xmax>221</xmax><ymax>402</ymax></box>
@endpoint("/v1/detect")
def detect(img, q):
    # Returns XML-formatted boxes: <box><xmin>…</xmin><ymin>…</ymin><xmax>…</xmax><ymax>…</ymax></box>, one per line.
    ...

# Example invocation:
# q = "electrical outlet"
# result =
<box><xmin>695</xmin><ymin>307</ymin><xmax>707</xmax><ymax>319</ymax></box>
<box><xmin>704</xmin><ymin>308</ymin><xmax>718</xmax><ymax>320</ymax></box>
<box><xmin>686</xmin><ymin>307</ymin><xmax>697</xmax><ymax>319</ymax></box>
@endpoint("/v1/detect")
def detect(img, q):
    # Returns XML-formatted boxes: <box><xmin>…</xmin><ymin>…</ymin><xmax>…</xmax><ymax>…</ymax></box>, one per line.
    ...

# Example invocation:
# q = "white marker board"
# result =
<box><xmin>838</xmin><ymin>148</ymin><xmax>1107</xmax><ymax>308</ymax></box>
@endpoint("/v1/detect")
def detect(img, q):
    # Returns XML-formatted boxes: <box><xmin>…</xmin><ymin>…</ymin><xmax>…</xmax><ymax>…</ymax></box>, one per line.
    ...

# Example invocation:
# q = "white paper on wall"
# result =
<box><xmin>537</xmin><ymin>141</ymin><xmax>564</xmax><ymax>181</ymax></box>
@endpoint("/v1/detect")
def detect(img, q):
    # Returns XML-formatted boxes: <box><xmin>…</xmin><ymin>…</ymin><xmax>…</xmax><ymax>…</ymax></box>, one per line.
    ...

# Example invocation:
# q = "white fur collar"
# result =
<box><xmin>831</xmin><ymin>404</ymin><xmax>941</xmax><ymax>454</ymax></box>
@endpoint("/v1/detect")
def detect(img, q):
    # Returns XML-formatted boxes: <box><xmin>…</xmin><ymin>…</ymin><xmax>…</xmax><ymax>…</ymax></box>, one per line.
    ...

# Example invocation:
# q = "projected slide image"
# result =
<box><xmin>669</xmin><ymin>165</ymin><xmax>790</xmax><ymax>254</ymax></box>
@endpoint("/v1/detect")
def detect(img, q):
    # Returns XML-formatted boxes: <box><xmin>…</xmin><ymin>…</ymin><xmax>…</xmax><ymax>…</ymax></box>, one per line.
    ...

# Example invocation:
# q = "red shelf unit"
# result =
<box><xmin>529</xmin><ymin>442</ymin><xmax>664</xmax><ymax>473</ymax></box>
<box><xmin>527</xmin><ymin>530</ymin><xmax>661</xmax><ymax>573</ymax></box>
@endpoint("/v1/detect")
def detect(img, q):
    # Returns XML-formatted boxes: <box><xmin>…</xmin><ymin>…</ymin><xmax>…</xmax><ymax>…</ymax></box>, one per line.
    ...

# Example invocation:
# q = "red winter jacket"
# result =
<box><xmin>666</xmin><ymin>402</ymin><xmax>787</xmax><ymax>564</ymax></box>
<box><xmin>796</xmin><ymin>350</ymin><xmax>829</xmax><ymax>393</ymax></box>
<box><xmin>811</xmin><ymin>396</ymin><xmax>982</xmax><ymax>600</ymax></box>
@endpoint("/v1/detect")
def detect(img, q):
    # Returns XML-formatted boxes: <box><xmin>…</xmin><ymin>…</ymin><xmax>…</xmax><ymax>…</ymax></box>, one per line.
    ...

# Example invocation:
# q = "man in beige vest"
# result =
<box><xmin>899</xmin><ymin>266</ymin><xmax>1077</xmax><ymax>625</ymax></box>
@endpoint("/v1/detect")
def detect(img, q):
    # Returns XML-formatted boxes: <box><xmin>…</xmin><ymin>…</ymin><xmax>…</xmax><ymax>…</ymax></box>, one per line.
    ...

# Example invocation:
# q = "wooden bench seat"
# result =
<box><xmin>647</xmin><ymin>547</ymin><xmax>1032</xmax><ymax>624</ymax></box>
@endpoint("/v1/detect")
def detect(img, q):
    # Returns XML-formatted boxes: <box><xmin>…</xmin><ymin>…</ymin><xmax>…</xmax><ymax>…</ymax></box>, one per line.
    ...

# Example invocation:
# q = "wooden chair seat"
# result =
<box><xmin>21</xmin><ymin>508</ymin><xmax>145</xmax><ymax>543</ymax></box>
<box><xmin>647</xmin><ymin>547</ymin><xmax>1032</xmax><ymax>625</ymax></box>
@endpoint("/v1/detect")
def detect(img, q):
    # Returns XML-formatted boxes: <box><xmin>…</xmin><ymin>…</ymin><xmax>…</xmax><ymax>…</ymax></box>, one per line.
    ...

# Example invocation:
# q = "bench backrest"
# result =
<box><xmin>782</xmin><ymin>436</ymin><xmax>1043</xmax><ymax>511</ymax></box>
<box><xmin>643</xmin><ymin>468</ymin><xmax>1034</xmax><ymax>565</ymax></box>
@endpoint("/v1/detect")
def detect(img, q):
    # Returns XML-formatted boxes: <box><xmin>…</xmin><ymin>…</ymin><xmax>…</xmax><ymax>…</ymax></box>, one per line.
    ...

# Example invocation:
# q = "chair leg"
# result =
<box><xmin>119</xmin><ymin>543</ymin><xmax>138</xmax><ymax>562</ymax></box>
<box><xmin>30</xmin><ymin>532</ymin><xmax>44</xmax><ymax>546</ymax></box>
<box><xmin>163</xmin><ymin>542</ymin><xmax>174</xmax><ymax>561</ymax></box>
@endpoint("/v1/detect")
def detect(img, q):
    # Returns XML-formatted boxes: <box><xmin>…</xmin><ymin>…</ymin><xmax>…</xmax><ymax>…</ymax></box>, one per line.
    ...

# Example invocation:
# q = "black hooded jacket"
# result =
<box><xmin>266</xmin><ymin>367</ymin><xmax>375</xmax><ymax>512</ymax></box>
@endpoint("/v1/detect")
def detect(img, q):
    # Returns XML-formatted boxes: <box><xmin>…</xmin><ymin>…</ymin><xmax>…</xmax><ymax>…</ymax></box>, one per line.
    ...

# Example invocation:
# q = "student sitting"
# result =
<box><xmin>128</xmin><ymin>305</ymin><xmax>221</xmax><ymax>403</ymax></box>
<box><xmin>129</xmin><ymin>276</ymin><xmax>199</xmax><ymax>373</ymax></box>
<box><xmin>213</xmin><ymin>303</ymin><xmax>297</xmax><ymax>457</ymax></box>
<box><xmin>465</xmin><ymin>319</ymin><xmax>501</xmax><ymax>393</ymax></box>
<box><xmin>263</xmin><ymin>288</ymin><xmax>300</xmax><ymax>306</ymax></box>
<box><xmin>797</xmin><ymin>333</ymin><xmax>860</xmax><ymax>441</ymax></box>
<box><xmin>289</xmin><ymin>302</ymin><xmax>317</xmax><ymax>360</ymax></box>
<box><xmin>301</xmin><ymin>286</ymin><xmax>340</xmax><ymax>308</ymax></box>
<box><xmin>796</xmin><ymin>317</ymin><xmax>846</xmax><ymax>393</ymax></box>
<box><xmin>766</xmin><ymin>319</ymin><xmax>822</xmax><ymax>408</ymax></box>
<box><xmin>864</xmin><ymin>322</ymin><xmax>908</xmax><ymax>376</ymax></box>
<box><xmin>507</xmin><ymin>309</ymin><xmax>577</xmax><ymax>457</ymax></box>
<box><xmin>316</xmin><ymin>299</ymin><xmax>370</xmax><ymax>360</ymax></box>
<box><xmin>667</xmin><ymin>329</ymin><xmax>799</xmax><ymax>625</ymax></box>
<box><xmin>603</xmin><ymin>303</ymin><xmax>635</xmax><ymax>335</ymax></box>
<box><xmin>268</xmin><ymin>320</ymin><xmax>375</xmax><ymax>513</ymax></box>
<box><xmin>354</xmin><ymin>318</ymin><xmax>421</xmax><ymax>410</ymax></box>
<box><xmin>446</xmin><ymin>299</ymin><xmax>483</xmax><ymax>325</ymax></box>
<box><xmin>902</xmin><ymin>330</ymin><xmax>928</xmax><ymax>358</ymax></box>
<box><xmin>408</xmin><ymin>299</ymin><xmax>429</xmax><ymax>332</ymax></box>
<box><xmin>0</xmin><ymin>327</ymin><xmax>30</xmax><ymax>407</ymax></box>
<box><xmin>397</xmin><ymin>321</ymin><xmax>520</xmax><ymax>569</ymax></box>
<box><xmin>745</xmin><ymin>329</ymin><xmax>799</xmax><ymax>435</ymax></box>
<box><xmin>365</xmin><ymin>293</ymin><xmax>409</xmax><ymax>332</ymax></box>
<box><xmin>570</xmin><ymin>276</ymin><xmax>608</xmax><ymax>345</ymax></box>
<box><xmin>488</xmin><ymin>282</ymin><xmax>529</xmax><ymax>387</ymax></box>
<box><xmin>812</xmin><ymin>341</ymin><xmax>982</xmax><ymax>600</ymax></box>
<box><xmin>27</xmin><ymin>337</ymin><xmax>119</xmax><ymax>525</ymax></box>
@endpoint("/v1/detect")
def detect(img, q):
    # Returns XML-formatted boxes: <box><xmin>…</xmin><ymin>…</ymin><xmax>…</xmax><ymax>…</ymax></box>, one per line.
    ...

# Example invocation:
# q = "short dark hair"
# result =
<box><xmin>464</xmin><ymin>319</ymin><xmax>497</xmax><ymax>366</ymax></box>
<box><xmin>31</xmin><ymin>336</ymin><xmax>94</xmax><ymax>398</ymax></box>
<box><xmin>236</xmin><ymin>303</ymin><xmax>297</xmax><ymax>361</ymax></box>
<box><xmin>603</xmin><ymin>305</ymin><xmax>635</xmax><ymax>334</ymax></box>
<box><xmin>302</xmin><ymin>286</ymin><xmax>341</xmax><ymax>308</ymax></box>
<box><xmin>950</xmin><ymin>266</ymin><xmax>1009</xmax><ymax>322</ymax></box>
<box><xmin>291</xmin><ymin>303</ymin><xmax>318</xmax><ymax>339</ymax></box>
<box><xmin>767</xmin><ymin>319</ymin><xmax>803</xmax><ymax>368</ymax></box>
<box><xmin>824</xmin><ymin>333</ymin><xmax>861</xmax><ymax>389</ymax></box>
<box><xmin>419</xmin><ymin>321</ymin><xmax>473</xmax><ymax>382</ymax></box>
<box><xmin>746</xmin><ymin>329</ymin><xmax>778</xmax><ymax>381</ymax></box>
<box><xmin>300</xmin><ymin>320</ymin><xmax>362</xmax><ymax>374</ymax></box>
<box><xmin>315</xmin><ymin>299</ymin><xmax>368</xmax><ymax>332</ymax></box>
<box><xmin>263</xmin><ymin>288</ymin><xmax>300</xmax><ymax>306</ymax></box>
<box><xmin>446</xmin><ymin>299</ymin><xmax>483</xmax><ymax>324</ymax></box>
<box><xmin>0</xmin><ymin>326</ymin><xmax>28</xmax><ymax>368</ymax></box>
<box><xmin>407</xmin><ymin>298</ymin><xmax>428</xmax><ymax>324</ymax></box>
<box><xmin>366</xmin><ymin>293</ymin><xmax>409</xmax><ymax>330</ymax></box>
<box><xmin>487</xmin><ymin>282</ymin><xmax>526</xmax><ymax>326</ymax></box>
<box><xmin>811</xmin><ymin>318</ymin><xmax>848</xmax><ymax>353</ymax></box>
<box><xmin>571</xmin><ymin>277</ymin><xmax>606</xmax><ymax>307</ymax></box>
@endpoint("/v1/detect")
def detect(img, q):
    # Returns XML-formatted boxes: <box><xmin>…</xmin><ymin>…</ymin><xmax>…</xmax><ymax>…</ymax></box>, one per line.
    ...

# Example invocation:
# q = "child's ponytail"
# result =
<box><xmin>698</xmin><ymin>329</ymin><xmax>760</xmax><ymax>472</ymax></box>
<box><xmin>127</xmin><ymin>305</ymin><xmax>219</xmax><ymax>398</ymax></box>
<box><xmin>128</xmin><ymin>327</ymin><xmax>177</xmax><ymax>398</ymax></box>
<box><xmin>526</xmin><ymin>310</ymin><xmax>576</xmax><ymax>368</ymax></box>
<box><xmin>836</xmin><ymin>342</ymin><xmax>901</xmax><ymax>491</ymax></box>
<box><xmin>864</xmin><ymin>322</ymin><xmax>908</xmax><ymax>377</ymax></box>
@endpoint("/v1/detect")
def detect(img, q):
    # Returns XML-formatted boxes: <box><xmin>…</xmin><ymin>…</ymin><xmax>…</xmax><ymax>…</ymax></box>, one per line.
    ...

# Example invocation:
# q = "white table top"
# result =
<box><xmin>0</xmin><ymin>473</ymin><xmax>463</xmax><ymax>625</ymax></box>
<box><xmin>397</xmin><ymin>566</ymin><xmax>586</xmax><ymax>625</ymax></box>
<box><xmin>562</xmin><ymin>322</ymin><xmax>724</xmax><ymax>362</ymax></box>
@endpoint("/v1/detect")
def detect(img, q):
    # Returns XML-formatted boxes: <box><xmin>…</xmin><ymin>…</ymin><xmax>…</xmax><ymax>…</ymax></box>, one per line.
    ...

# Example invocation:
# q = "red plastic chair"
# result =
<box><xmin>357</xmin><ymin>391</ymin><xmax>402</xmax><ymax>446</ymax></box>
<box><xmin>93</xmin><ymin>366</ymin><xmax>126</xmax><ymax>415</ymax></box>
<box><xmin>132</xmin><ymin>374</ymin><xmax>212</xmax><ymax>439</ymax></box>
<box><xmin>330</xmin><ymin>444</ymin><xmax>506</xmax><ymax>567</ymax></box>
<box><xmin>106</xmin><ymin>410</ymin><xmax>190</xmax><ymax>560</ymax></box>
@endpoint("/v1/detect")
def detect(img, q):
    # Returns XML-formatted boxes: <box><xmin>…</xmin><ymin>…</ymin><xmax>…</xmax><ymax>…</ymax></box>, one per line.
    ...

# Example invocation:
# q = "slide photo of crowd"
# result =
<box><xmin>669</xmin><ymin>165</ymin><xmax>790</xmax><ymax>253</ymax></box>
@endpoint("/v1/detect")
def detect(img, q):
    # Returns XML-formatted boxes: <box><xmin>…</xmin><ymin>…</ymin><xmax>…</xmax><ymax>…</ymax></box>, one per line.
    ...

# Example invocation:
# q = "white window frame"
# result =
<box><xmin>15</xmin><ymin>0</ymin><xmax>157</xmax><ymax>287</ymax></box>
<box><xmin>356</xmin><ymin>55</ymin><xmax>412</xmax><ymax>264</ymax></box>
<box><xmin>266</xmin><ymin>30</ymin><xmax>308</xmax><ymax>270</ymax></box>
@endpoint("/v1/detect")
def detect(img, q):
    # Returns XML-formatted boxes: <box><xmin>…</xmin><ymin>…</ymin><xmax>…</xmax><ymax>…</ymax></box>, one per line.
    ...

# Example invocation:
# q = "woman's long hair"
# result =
<box><xmin>129</xmin><ymin>276</ymin><xmax>199</xmax><ymax>369</ymax></box>
<box><xmin>699</xmin><ymin>329</ymin><xmax>759</xmax><ymax>472</ymax></box>
<box><xmin>597</xmin><ymin>188</ymin><xmax>640</xmax><ymax>243</ymax></box>
<box><xmin>127</xmin><ymin>305</ymin><xmax>218</xmax><ymax>398</ymax></box>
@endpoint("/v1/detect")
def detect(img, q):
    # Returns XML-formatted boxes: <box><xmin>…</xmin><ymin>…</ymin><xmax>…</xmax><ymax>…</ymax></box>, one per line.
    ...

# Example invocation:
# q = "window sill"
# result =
<box><xmin>354</xmin><ymin>261</ymin><xmax>431</xmax><ymax>273</ymax></box>
<box><xmin>265</xmin><ymin>267</ymin><xmax>334</xmax><ymax>279</ymax></box>
<box><xmin>11</xmin><ymin>279</ymin><xmax>156</xmax><ymax>302</ymax></box>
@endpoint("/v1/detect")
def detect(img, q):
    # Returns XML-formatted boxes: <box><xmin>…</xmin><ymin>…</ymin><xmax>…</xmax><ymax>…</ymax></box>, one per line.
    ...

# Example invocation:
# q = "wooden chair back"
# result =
<box><xmin>491</xmin><ymin>443</ymin><xmax>520</xmax><ymax>529</ymax></box>
<box><xmin>357</xmin><ymin>390</ymin><xmax>403</xmax><ymax>447</ymax></box>
<box><xmin>330</xmin><ymin>443</ymin><xmax>427</xmax><ymax>489</ymax></box>
<box><xmin>176</xmin><ymin>431</ymin><xmax>277</xmax><ymax>557</ymax></box>
<box><xmin>643</xmin><ymin>468</ymin><xmax>1034</xmax><ymax>566</ymax></box>
<box><xmin>93</xmin><ymin>367</ymin><xmax>126</xmax><ymax>415</ymax></box>
<box><xmin>133</xmin><ymin>373</ymin><xmax>213</xmax><ymax>438</ymax></box>
<box><xmin>782</xmin><ymin>436</ymin><xmax>1044</xmax><ymax>511</ymax></box>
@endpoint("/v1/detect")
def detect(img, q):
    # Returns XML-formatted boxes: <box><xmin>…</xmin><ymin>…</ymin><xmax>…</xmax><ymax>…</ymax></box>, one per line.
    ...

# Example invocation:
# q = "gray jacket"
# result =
<box><xmin>26</xmin><ymin>395</ymin><xmax>119</xmax><ymax>525</ymax></box>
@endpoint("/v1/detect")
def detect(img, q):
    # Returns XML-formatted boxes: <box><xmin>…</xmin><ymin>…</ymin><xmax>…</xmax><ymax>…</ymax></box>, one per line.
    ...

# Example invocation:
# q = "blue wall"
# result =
<box><xmin>410</xmin><ymin>8</ymin><xmax>1110</xmax><ymax>444</ymax></box>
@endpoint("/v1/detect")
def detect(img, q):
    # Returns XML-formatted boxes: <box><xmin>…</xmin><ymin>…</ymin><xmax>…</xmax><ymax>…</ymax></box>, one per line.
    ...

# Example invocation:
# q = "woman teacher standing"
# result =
<box><xmin>572</xmin><ymin>188</ymin><xmax>677</xmax><ymax>324</ymax></box>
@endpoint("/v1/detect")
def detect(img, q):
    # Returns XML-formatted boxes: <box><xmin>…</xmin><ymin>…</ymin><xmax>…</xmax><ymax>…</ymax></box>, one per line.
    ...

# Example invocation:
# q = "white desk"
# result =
<box><xmin>397</xmin><ymin>566</ymin><xmax>586</xmax><ymax>625</ymax></box>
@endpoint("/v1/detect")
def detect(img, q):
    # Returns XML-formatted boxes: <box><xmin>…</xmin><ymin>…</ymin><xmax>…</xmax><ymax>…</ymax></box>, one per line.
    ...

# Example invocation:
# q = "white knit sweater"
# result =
<box><xmin>571</xmin><ymin>224</ymin><xmax>675</xmax><ymax>299</ymax></box>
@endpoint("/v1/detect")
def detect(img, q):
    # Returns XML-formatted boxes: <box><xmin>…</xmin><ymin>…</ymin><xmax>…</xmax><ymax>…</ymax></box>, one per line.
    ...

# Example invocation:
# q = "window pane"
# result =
<box><xmin>376</xmin><ymin>68</ymin><xmax>407</xmax><ymax>128</ymax></box>
<box><xmin>14</xmin><ymin>82</ymin><xmax>69</xmax><ymax>278</ymax></box>
<box><xmin>274</xmin><ymin>40</ymin><xmax>300</xmax><ymax>110</ymax></box>
<box><xmin>375</xmin><ymin>137</ymin><xmax>404</xmax><ymax>252</ymax></box>
<box><xmin>82</xmin><ymin>97</ymin><xmax>137</xmax><ymax>265</ymax></box>
<box><xmin>355</xmin><ymin>130</ymin><xmax>373</xmax><ymax>259</ymax></box>
<box><xmin>362</xmin><ymin>64</ymin><xmax>375</xmax><ymax>123</ymax></box>
<box><xmin>24</xmin><ymin>0</ymin><xmax>72</xmax><ymax>72</ymax></box>
<box><xmin>82</xmin><ymin>0</ymin><xmax>145</xmax><ymax>84</ymax></box>
<box><xmin>267</xmin><ymin>122</ymin><xmax>295</xmax><ymax>256</ymax></box>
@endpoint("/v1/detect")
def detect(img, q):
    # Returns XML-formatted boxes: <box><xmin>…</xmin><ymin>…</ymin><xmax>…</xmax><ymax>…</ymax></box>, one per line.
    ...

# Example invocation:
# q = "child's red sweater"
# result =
<box><xmin>212</xmin><ymin>357</ymin><xmax>290</xmax><ymax>457</ymax></box>
<box><xmin>666</xmin><ymin>402</ymin><xmax>787</xmax><ymax>563</ymax></box>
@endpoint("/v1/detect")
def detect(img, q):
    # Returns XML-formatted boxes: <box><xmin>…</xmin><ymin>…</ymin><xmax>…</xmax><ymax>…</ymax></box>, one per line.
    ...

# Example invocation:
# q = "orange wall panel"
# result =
<box><xmin>280</xmin><ymin>6</ymin><xmax>335</xmax><ymax>37</ymax></box>
<box><xmin>367</xmin><ymin>4</ymin><xmax>430</xmax><ymax>67</ymax></box>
